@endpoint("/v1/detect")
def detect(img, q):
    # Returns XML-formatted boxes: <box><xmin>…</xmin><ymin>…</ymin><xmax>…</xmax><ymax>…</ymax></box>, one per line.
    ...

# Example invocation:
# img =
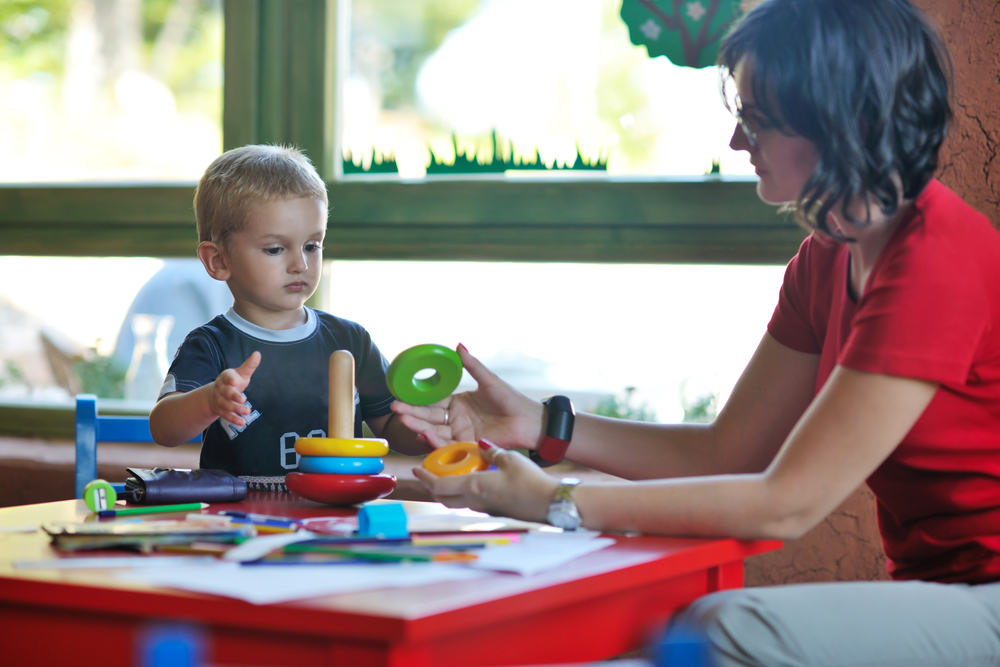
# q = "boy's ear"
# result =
<box><xmin>197</xmin><ymin>241</ymin><xmax>231</xmax><ymax>281</ymax></box>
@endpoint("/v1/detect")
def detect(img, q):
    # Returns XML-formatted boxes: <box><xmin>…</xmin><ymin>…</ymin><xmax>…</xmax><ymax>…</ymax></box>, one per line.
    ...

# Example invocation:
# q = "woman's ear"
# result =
<box><xmin>197</xmin><ymin>241</ymin><xmax>231</xmax><ymax>281</ymax></box>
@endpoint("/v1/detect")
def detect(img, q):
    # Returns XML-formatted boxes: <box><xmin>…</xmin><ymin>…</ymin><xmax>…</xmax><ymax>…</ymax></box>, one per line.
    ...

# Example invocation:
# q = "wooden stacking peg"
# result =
<box><xmin>329</xmin><ymin>350</ymin><xmax>355</xmax><ymax>440</ymax></box>
<box><xmin>286</xmin><ymin>350</ymin><xmax>397</xmax><ymax>505</ymax></box>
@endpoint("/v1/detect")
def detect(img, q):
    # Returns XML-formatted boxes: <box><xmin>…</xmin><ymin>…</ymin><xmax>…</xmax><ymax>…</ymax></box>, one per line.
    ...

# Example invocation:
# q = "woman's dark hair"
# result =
<box><xmin>719</xmin><ymin>0</ymin><xmax>953</xmax><ymax>234</ymax></box>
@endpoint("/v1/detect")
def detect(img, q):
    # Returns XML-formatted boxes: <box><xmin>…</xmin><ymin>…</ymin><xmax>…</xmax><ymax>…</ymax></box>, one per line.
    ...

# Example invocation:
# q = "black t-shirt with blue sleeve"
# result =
<box><xmin>158</xmin><ymin>307</ymin><xmax>394</xmax><ymax>491</ymax></box>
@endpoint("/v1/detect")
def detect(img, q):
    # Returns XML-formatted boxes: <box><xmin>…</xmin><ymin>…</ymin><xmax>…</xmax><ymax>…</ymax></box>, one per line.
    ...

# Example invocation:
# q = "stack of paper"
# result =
<box><xmin>43</xmin><ymin>520</ymin><xmax>252</xmax><ymax>553</ymax></box>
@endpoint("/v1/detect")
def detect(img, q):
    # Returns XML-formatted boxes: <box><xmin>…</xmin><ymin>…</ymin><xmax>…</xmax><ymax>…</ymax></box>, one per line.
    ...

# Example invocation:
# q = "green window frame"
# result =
<box><xmin>0</xmin><ymin>0</ymin><xmax>805</xmax><ymax>264</ymax></box>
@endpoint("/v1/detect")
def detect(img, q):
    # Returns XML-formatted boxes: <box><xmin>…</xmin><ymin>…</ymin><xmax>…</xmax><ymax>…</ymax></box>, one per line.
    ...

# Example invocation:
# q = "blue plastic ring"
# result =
<box><xmin>299</xmin><ymin>456</ymin><xmax>385</xmax><ymax>475</ymax></box>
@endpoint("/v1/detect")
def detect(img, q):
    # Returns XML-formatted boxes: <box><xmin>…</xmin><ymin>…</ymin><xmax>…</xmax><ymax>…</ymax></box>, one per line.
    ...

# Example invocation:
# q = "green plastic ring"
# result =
<box><xmin>83</xmin><ymin>479</ymin><xmax>117</xmax><ymax>513</ymax></box>
<box><xmin>386</xmin><ymin>344</ymin><xmax>463</xmax><ymax>405</ymax></box>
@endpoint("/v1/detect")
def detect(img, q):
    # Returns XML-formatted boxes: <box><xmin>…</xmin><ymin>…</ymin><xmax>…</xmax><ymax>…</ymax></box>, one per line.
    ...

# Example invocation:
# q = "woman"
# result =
<box><xmin>394</xmin><ymin>0</ymin><xmax>1000</xmax><ymax>663</ymax></box>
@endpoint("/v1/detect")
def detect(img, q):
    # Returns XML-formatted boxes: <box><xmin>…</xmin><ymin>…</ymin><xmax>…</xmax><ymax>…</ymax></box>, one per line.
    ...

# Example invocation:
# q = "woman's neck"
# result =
<box><xmin>844</xmin><ymin>201</ymin><xmax>913</xmax><ymax>299</ymax></box>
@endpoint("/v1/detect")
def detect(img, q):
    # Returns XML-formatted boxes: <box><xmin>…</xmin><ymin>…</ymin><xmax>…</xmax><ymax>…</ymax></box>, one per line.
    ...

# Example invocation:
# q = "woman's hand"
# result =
<box><xmin>412</xmin><ymin>440</ymin><xmax>560</xmax><ymax>522</ymax></box>
<box><xmin>391</xmin><ymin>344</ymin><xmax>545</xmax><ymax>451</ymax></box>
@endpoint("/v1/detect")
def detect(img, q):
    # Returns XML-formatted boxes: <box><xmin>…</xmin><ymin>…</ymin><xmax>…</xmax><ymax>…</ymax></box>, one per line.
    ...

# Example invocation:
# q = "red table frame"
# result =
<box><xmin>0</xmin><ymin>494</ymin><xmax>779</xmax><ymax>667</ymax></box>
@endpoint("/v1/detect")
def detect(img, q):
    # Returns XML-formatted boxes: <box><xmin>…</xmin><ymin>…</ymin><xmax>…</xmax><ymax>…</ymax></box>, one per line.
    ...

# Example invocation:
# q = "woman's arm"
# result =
<box><xmin>563</xmin><ymin>333</ymin><xmax>819</xmax><ymax>478</ymax></box>
<box><xmin>415</xmin><ymin>365</ymin><xmax>938</xmax><ymax>540</ymax></box>
<box><xmin>396</xmin><ymin>334</ymin><xmax>820</xmax><ymax>480</ymax></box>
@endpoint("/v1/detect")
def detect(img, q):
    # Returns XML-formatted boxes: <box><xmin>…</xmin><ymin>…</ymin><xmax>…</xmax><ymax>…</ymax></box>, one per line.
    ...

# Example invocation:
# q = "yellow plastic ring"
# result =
<box><xmin>295</xmin><ymin>437</ymin><xmax>389</xmax><ymax>457</ymax></box>
<box><xmin>422</xmin><ymin>442</ymin><xmax>489</xmax><ymax>477</ymax></box>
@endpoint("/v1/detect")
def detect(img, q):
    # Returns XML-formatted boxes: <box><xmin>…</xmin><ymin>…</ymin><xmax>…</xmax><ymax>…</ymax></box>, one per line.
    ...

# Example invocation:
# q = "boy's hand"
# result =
<box><xmin>208</xmin><ymin>351</ymin><xmax>261</xmax><ymax>426</ymax></box>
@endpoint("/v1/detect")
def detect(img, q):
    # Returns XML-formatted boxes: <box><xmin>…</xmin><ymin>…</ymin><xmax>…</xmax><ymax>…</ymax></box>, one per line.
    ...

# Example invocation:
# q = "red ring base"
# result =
<box><xmin>285</xmin><ymin>472</ymin><xmax>397</xmax><ymax>506</ymax></box>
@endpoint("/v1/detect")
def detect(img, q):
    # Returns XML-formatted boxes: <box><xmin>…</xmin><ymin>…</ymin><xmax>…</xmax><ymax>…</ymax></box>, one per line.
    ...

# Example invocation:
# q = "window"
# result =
<box><xmin>0</xmin><ymin>1</ymin><xmax>800</xmax><ymax>421</ymax></box>
<box><xmin>345</xmin><ymin>0</ymin><xmax>752</xmax><ymax>178</ymax></box>
<box><xmin>0</xmin><ymin>0</ymin><xmax>222</xmax><ymax>181</ymax></box>
<box><xmin>326</xmin><ymin>260</ymin><xmax>785</xmax><ymax>422</ymax></box>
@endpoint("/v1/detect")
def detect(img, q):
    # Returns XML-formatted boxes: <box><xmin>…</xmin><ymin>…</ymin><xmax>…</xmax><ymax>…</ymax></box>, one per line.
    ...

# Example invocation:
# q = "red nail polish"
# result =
<box><xmin>458</xmin><ymin>343</ymin><xmax>468</xmax><ymax>353</ymax></box>
<box><xmin>478</xmin><ymin>439</ymin><xmax>495</xmax><ymax>450</ymax></box>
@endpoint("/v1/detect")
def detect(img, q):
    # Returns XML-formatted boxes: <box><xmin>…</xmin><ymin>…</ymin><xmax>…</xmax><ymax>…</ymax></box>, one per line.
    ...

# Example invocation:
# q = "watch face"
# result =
<box><xmin>547</xmin><ymin>501</ymin><xmax>582</xmax><ymax>530</ymax></box>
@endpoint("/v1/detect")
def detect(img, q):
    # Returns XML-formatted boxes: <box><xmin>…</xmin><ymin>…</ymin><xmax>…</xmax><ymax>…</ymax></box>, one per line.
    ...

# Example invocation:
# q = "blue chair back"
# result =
<box><xmin>74</xmin><ymin>394</ymin><xmax>198</xmax><ymax>497</ymax></box>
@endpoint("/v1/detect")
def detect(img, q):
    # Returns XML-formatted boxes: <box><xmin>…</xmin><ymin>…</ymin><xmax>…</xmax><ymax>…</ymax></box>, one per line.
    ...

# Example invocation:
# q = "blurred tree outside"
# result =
<box><xmin>590</xmin><ymin>386</ymin><xmax>657</xmax><ymax>422</ymax></box>
<box><xmin>73</xmin><ymin>350</ymin><xmax>127</xmax><ymax>398</ymax></box>
<box><xmin>0</xmin><ymin>360</ymin><xmax>28</xmax><ymax>391</ymax></box>
<box><xmin>345</xmin><ymin>0</ymin><xmax>682</xmax><ymax>176</ymax></box>
<box><xmin>350</xmin><ymin>0</ymin><xmax>480</xmax><ymax>113</ymax></box>
<box><xmin>0</xmin><ymin>0</ymin><xmax>222</xmax><ymax>181</ymax></box>
<box><xmin>680</xmin><ymin>379</ymin><xmax>719</xmax><ymax>423</ymax></box>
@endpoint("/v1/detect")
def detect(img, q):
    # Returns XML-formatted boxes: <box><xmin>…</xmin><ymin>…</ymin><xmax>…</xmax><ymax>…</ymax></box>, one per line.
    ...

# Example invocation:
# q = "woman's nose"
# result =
<box><xmin>730</xmin><ymin>123</ymin><xmax>751</xmax><ymax>152</ymax></box>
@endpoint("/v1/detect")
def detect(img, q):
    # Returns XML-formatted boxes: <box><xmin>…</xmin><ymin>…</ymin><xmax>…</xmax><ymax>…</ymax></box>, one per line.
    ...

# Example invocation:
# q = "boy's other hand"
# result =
<box><xmin>209</xmin><ymin>351</ymin><xmax>261</xmax><ymax>426</ymax></box>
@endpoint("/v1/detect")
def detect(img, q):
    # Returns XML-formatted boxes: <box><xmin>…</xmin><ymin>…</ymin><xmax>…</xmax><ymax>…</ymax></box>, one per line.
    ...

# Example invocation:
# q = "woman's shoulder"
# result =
<box><xmin>786</xmin><ymin>231</ymin><xmax>847</xmax><ymax>281</ymax></box>
<box><xmin>878</xmin><ymin>179</ymin><xmax>1000</xmax><ymax>298</ymax></box>
<box><xmin>912</xmin><ymin>179</ymin><xmax>996</xmax><ymax>239</ymax></box>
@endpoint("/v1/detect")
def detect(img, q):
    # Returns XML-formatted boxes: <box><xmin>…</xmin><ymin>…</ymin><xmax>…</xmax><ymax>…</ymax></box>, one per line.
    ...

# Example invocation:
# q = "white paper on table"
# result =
<box><xmin>468</xmin><ymin>531</ymin><xmax>615</xmax><ymax>576</ymax></box>
<box><xmin>115</xmin><ymin>562</ymin><xmax>490</xmax><ymax>605</ymax></box>
<box><xmin>222</xmin><ymin>530</ymin><xmax>318</xmax><ymax>562</ymax></box>
<box><xmin>14</xmin><ymin>556</ymin><xmax>218</xmax><ymax>569</ymax></box>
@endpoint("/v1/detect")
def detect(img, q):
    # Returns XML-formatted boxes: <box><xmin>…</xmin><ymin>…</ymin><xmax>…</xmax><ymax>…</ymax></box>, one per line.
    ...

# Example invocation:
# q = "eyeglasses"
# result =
<box><xmin>733</xmin><ymin>106</ymin><xmax>759</xmax><ymax>148</ymax></box>
<box><xmin>725</xmin><ymin>87</ymin><xmax>767</xmax><ymax>148</ymax></box>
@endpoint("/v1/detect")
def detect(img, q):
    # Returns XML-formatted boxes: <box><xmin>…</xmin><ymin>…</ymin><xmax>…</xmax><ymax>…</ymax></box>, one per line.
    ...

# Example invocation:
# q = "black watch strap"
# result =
<box><xmin>529</xmin><ymin>395</ymin><xmax>575</xmax><ymax>467</ymax></box>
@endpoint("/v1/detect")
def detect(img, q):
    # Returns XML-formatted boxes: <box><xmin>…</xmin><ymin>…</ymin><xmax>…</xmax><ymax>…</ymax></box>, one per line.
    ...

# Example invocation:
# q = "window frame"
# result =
<box><xmin>0</xmin><ymin>0</ymin><xmax>805</xmax><ymax>265</ymax></box>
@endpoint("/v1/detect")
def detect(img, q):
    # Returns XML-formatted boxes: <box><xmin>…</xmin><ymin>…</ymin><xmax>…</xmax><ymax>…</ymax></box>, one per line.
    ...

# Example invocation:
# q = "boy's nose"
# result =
<box><xmin>289</xmin><ymin>251</ymin><xmax>308</xmax><ymax>273</ymax></box>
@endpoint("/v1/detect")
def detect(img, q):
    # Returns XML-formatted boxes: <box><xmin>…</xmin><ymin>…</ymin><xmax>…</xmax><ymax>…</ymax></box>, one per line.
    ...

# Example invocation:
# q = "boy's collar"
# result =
<box><xmin>223</xmin><ymin>307</ymin><xmax>317</xmax><ymax>343</ymax></box>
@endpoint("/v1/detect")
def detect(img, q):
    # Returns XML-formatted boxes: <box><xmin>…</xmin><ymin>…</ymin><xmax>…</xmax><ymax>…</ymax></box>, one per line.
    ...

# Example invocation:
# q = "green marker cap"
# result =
<box><xmin>83</xmin><ymin>479</ymin><xmax>117</xmax><ymax>513</ymax></box>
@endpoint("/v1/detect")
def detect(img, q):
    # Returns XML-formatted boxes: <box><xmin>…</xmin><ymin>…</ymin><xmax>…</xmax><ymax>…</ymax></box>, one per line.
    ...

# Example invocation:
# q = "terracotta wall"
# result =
<box><xmin>746</xmin><ymin>0</ymin><xmax>999</xmax><ymax>587</ymax></box>
<box><xmin>919</xmin><ymin>0</ymin><xmax>1000</xmax><ymax>225</ymax></box>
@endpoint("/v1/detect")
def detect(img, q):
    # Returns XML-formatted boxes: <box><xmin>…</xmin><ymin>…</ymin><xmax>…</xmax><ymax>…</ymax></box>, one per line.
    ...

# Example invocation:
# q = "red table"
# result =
<box><xmin>0</xmin><ymin>494</ymin><xmax>779</xmax><ymax>667</ymax></box>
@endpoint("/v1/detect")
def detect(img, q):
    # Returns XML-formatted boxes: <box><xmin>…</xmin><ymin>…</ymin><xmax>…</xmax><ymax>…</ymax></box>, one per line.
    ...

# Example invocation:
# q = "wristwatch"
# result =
<box><xmin>529</xmin><ymin>395</ymin><xmax>575</xmax><ymax>467</ymax></box>
<box><xmin>546</xmin><ymin>477</ymin><xmax>582</xmax><ymax>530</ymax></box>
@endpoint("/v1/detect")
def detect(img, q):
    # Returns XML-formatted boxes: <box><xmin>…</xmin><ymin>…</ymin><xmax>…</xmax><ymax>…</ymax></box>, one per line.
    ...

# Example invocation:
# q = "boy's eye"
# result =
<box><xmin>264</xmin><ymin>247</ymin><xmax>282</xmax><ymax>256</ymax></box>
<box><xmin>305</xmin><ymin>243</ymin><xmax>323</xmax><ymax>253</ymax></box>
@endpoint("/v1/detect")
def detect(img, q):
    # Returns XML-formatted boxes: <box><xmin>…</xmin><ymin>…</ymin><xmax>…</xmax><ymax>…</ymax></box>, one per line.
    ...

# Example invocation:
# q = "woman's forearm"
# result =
<box><xmin>572</xmin><ymin>367</ymin><xmax>940</xmax><ymax>540</ymax></box>
<box><xmin>571</xmin><ymin>474</ymin><xmax>805</xmax><ymax>540</ymax></box>
<box><xmin>556</xmin><ymin>334</ymin><xmax>818</xmax><ymax>481</ymax></box>
<box><xmin>559</xmin><ymin>415</ymin><xmax>726</xmax><ymax>480</ymax></box>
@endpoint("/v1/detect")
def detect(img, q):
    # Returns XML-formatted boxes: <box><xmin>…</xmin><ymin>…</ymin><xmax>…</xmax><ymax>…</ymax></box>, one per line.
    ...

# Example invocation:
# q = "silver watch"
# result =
<box><xmin>546</xmin><ymin>477</ymin><xmax>582</xmax><ymax>530</ymax></box>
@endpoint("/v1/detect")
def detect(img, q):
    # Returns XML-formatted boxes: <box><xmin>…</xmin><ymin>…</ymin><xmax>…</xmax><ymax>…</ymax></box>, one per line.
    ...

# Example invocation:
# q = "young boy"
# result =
<box><xmin>149</xmin><ymin>144</ymin><xmax>427</xmax><ymax>492</ymax></box>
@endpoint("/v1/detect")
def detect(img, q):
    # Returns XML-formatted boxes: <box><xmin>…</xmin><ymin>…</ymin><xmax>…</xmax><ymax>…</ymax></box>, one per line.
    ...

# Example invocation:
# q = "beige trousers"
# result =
<box><xmin>671</xmin><ymin>580</ymin><xmax>1000</xmax><ymax>667</ymax></box>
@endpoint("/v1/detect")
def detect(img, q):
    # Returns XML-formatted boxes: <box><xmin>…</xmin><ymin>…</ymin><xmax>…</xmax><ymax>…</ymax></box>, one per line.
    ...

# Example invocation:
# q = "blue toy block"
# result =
<box><xmin>357</xmin><ymin>502</ymin><xmax>409</xmax><ymax>539</ymax></box>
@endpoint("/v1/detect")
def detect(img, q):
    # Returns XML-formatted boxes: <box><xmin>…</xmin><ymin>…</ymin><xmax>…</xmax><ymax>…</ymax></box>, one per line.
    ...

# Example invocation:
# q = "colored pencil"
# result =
<box><xmin>97</xmin><ymin>502</ymin><xmax>208</xmax><ymax>518</ymax></box>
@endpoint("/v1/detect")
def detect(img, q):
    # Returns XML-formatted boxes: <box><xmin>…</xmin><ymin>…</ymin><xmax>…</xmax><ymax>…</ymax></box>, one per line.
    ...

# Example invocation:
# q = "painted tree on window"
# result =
<box><xmin>620</xmin><ymin>0</ymin><xmax>743</xmax><ymax>69</ymax></box>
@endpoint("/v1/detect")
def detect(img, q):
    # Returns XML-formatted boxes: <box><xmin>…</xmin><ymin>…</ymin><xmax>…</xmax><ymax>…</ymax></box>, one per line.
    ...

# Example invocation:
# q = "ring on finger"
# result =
<box><xmin>443</xmin><ymin>409</ymin><xmax>450</xmax><ymax>425</ymax></box>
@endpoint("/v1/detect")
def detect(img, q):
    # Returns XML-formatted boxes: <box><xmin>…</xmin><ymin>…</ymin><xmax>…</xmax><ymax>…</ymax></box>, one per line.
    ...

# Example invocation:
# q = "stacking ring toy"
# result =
<box><xmin>286</xmin><ymin>473</ymin><xmax>397</xmax><ymax>506</ymax></box>
<box><xmin>386</xmin><ymin>344</ymin><xmax>463</xmax><ymax>406</ymax></box>
<box><xmin>422</xmin><ymin>442</ymin><xmax>489</xmax><ymax>477</ymax></box>
<box><xmin>296</xmin><ymin>437</ymin><xmax>388</xmax><ymax>458</ymax></box>
<box><xmin>83</xmin><ymin>479</ymin><xmax>117</xmax><ymax>513</ymax></box>
<box><xmin>286</xmin><ymin>350</ymin><xmax>397</xmax><ymax>504</ymax></box>
<box><xmin>299</xmin><ymin>456</ymin><xmax>385</xmax><ymax>475</ymax></box>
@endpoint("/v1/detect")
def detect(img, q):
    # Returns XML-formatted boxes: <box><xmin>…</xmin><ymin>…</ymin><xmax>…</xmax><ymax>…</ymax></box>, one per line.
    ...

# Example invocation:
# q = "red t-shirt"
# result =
<box><xmin>768</xmin><ymin>179</ymin><xmax>1000</xmax><ymax>583</ymax></box>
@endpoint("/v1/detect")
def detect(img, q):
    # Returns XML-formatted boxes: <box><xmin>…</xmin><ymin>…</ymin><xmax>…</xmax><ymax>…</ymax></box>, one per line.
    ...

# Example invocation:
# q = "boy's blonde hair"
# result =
<box><xmin>194</xmin><ymin>145</ymin><xmax>328</xmax><ymax>251</ymax></box>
